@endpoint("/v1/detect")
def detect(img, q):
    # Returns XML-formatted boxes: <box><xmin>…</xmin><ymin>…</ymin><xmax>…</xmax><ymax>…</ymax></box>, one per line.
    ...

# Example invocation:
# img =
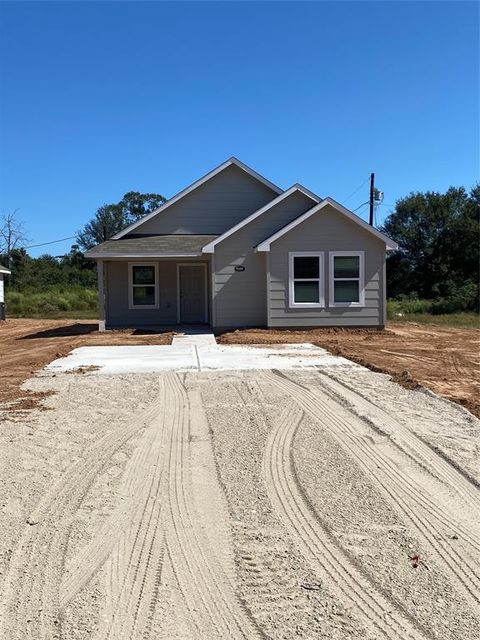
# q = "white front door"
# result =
<box><xmin>178</xmin><ymin>264</ymin><xmax>207</xmax><ymax>324</ymax></box>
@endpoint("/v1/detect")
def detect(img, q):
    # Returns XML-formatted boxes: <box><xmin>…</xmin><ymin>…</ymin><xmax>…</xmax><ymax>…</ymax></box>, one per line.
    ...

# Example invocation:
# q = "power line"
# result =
<box><xmin>342</xmin><ymin>175</ymin><xmax>371</xmax><ymax>205</ymax></box>
<box><xmin>352</xmin><ymin>201</ymin><xmax>369</xmax><ymax>212</ymax></box>
<box><xmin>25</xmin><ymin>235</ymin><xmax>76</xmax><ymax>249</ymax></box>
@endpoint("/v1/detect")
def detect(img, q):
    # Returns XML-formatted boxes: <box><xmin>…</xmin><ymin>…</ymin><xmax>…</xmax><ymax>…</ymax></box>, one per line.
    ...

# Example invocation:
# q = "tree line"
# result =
<box><xmin>1</xmin><ymin>191</ymin><xmax>165</xmax><ymax>290</ymax></box>
<box><xmin>1</xmin><ymin>185</ymin><xmax>478</xmax><ymax>313</ymax></box>
<box><xmin>382</xmin><ymin>185</ymin><xmax>479</xmax><ymax>311</ymax></box>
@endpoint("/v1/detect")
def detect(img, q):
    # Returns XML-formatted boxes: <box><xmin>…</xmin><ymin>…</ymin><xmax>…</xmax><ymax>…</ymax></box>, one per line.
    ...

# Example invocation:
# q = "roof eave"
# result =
<box><xmin>84</xmin><ymin>252</ymin><xmax>203</xmax><ymax>259</ymax></box>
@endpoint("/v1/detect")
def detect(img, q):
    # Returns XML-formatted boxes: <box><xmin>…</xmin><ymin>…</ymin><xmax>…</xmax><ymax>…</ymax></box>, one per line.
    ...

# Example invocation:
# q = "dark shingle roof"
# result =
<box><xmin>85</xmin><ymin>235</ymin><xmax>218</xmax><ymax>257</ymax></box>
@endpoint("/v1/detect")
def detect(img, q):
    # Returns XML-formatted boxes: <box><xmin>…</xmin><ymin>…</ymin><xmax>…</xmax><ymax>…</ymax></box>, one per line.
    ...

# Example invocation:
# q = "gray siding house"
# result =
<box><xmin>85</xmin><ymin>158</ymin><xmax>397</xmax><ymax>331</ymax></box>
<box><xmin>0</xmin><ymin>264</ymin><xmax>10</xmax><ymax>321</ymax></box>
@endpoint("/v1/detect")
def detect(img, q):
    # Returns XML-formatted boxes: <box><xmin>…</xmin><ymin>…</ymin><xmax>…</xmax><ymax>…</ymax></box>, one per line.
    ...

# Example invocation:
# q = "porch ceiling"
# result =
<box><xmin>85</xmin><ymin>234</ymin><xmax>218</xmax><ymax>258</ymax></box>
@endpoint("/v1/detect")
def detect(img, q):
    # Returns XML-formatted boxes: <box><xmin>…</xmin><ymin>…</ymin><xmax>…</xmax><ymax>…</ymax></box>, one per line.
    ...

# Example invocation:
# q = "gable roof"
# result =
<box><xmin>0</xmin><ymin>264</ymin><xmax>11</xmax><ymax>274</ymax></box>
<box><xmin>255</xmin><ymin>197</ymin><xmax>398</xmax><ymax>251</ymax></box>
<box><xmin>112</xmin><ymin>157</ymin><xmax>283</xmax><ymax>240</ymax></box>
<box><xmin>85</xmin><ymin>235</ymin><xmax>218</xmax><ymax>258</ymax></box>
<box><xmin>202</xmin><ymin>184</ymin><xmax>321</xmax><ymax>253</ymax></box>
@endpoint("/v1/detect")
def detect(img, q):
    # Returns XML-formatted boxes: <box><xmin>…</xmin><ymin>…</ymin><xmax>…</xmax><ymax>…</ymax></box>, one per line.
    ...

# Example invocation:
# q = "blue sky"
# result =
<box><xmin>1</xmin><ymin>1</ymin><xmax>478</xmax><ymax>257</ymax></box>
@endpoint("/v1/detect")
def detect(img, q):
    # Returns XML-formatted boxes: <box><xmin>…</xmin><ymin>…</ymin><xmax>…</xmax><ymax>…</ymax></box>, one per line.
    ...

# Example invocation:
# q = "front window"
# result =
<box><xmin>289</xmin><ymin>252</ymin><xmax>324</xmax><ymax>307</ymax></box>
<box><xmin>329</xmin><ymin>252</ymin><xmax>364</xmax><ymax>306</ymax></box>
<box><xmin>129</xmin><ymin>263</ymin><xmax>158</xmax><ymax>309</ymax></box>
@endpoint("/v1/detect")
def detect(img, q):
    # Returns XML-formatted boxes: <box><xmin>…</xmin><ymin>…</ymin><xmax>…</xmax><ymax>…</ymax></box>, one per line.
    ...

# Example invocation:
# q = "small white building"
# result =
<box><xmin>0</xmin><ymin>264</ymin><xmax>11</xmax><ymax>320</ymax></box>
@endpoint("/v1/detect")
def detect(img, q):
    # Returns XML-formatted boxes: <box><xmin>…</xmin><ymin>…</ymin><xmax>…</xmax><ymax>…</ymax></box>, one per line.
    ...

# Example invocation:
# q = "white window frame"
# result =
<box><xmin>329</xmin><ymin>251</ymin><xmax>365</xmax><ymax>307</ymax></box>
<box><xmin>288</xmin><ymin>252</ymin><xmax>324</xmax><ymax>308</ymax></box>
<box><xmin>128</xmin><ymin>262</ymin><xmax>159</xmax><ymax>310</ymax></box>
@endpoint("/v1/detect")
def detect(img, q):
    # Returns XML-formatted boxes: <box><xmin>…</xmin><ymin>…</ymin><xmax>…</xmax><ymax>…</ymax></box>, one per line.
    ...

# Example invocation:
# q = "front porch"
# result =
<box><xmin>97</xmin><ymin>257</ymin><xmax>212</xmax><ymax>331</ymax></box>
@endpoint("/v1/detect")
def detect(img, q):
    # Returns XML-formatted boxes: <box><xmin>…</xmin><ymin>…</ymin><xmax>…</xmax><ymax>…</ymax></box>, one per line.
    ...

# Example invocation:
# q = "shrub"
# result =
<box><xmin>388</xmin><ymin>286</ymin><xmax>480</xmax><ymax>319</ymax></box>
<box><xmin>5</xmin><ymin>286</ymin><xmax>98</xmax><ymax>318</ymax></box>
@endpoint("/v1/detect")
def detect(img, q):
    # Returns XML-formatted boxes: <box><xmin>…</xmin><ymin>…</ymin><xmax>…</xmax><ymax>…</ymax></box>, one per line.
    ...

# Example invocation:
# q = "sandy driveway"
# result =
<box><xmin>0</xmin><ymin>363</ymin><xmax>479</xmax><ymax>639</ymax></box>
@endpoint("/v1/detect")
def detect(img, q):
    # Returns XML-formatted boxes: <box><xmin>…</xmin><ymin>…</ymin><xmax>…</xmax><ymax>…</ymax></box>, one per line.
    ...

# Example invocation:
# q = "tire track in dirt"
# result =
<box><xmin>447</xmin><ymin>351</ymin><xmax>471</xmax><ymax>378</ymax></box>
<box><xmin>70</xmin><ymin>380</ymin><xmax>171</xmax><ymax>639</ymax></box>
<box><xmin>316</xmin><ymin>371</ymin><xmax>480</xmax><ymax>536</ymax></box>
<box><xmin>60</xmin><ymin>372</ymin><xmax>262</xmax><ymax>639</ymax></box>
<box><xmin>60</xmin><ymin>378</ymin><xmax>169</xmax><ymax>608</ymax></box>
<box><xmin>165</xmin><ymin>373</ymin><xmax>264</xmax><ymax>640</ymax></box>
<box><xmin>265</xmin><ymin>371</ymin><xmax>480</xmax><ymax>611</ymax></box>
<box><xmin>0</xmin><ymin>390</ymin><xmax>163</xmax><ymax>640</ymax></box>
<box><xmin>263</xmin><ymin>402</ymin><xmax>429</xmax><ymax>640</ymax></box>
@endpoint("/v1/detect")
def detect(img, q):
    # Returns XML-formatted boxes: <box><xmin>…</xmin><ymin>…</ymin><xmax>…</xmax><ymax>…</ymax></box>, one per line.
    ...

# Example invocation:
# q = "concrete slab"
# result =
<box><xmin>46</xmin><ymin>345</ymin><xmax>199</xmax><ymax>374</ymax></box>
<box><xmin>45</xmin><ymin>342</ymin><xmax>361</xmax><ymax>374</ymax></box>
<box><xmin>198</xmin><ymin>344</ymin><xmax>356</xmax><ymax>370</ymax></box>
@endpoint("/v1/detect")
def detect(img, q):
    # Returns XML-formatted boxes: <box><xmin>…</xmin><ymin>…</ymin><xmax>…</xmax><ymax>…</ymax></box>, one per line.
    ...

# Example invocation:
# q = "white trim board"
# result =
<box><xmin>289</xmin><ymin>251</ymin><xmax>325</xmax><ymax>308</ymax></box>
<box><xmin>0</xmin><ymin>267</ymin><xmax>11</xmax><ymax>274</ymax></box>
<box><xmin>328</xmin><ymin>251</ymin><xmax>365</xmax><ymax>308</ymax></box>
<box><xmin>176</xmin><ymin>262</ymin><xmax>208</xmax><ymax>324</ymax></box>
<box><xmin>112</xmin><ymin>157</ymin><xmax>283</xmax><ymax>240</ymax></box>
<box><xmin>256</xmin><ymin>197</ymin><xmax>398</xmax><ymax>251</ymax></box>
<box><xmin>128</xmin><ymin>262</ymin><xmax>159</xmax><ymax>310</ymax></box>
<box><xmin>202</xmin><ymin>184</ymin><xmax>321</xmax><ymax>253</ymax></box>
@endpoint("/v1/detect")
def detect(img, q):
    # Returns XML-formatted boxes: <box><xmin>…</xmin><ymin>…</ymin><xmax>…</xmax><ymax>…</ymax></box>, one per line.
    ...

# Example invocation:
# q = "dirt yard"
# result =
<box><xmin>0</xmin><ymin>367</ymin><xmax>478</xmax><ymax>639</ymax></box>
<box><xmin>0</xmin><ymin>319</ymin><xmax>173</xmax><ymax>412</ymax></box>
<box><xmin>2</xmin><ymin>318</ymin><xmax>479</xmax><ymax>418</ymax></box>
<box><xmin>218</xmin><ymin>324</ymin><xmax>480</xmax><ymax>417</ymax></box>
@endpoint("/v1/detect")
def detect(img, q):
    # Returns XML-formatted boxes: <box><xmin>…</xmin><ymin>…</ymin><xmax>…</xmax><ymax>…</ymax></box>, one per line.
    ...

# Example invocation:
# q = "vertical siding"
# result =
<box><xmin>212</xmin><ymin>191</ymin><xmax>316</xmax><ymax>327</ymax></box>
<box><xmin>132</xmin><ymin>165</ymin><xmax>278</xmax><ymax>236</ymax></box>
<box><xmin>267</xmin><ymin>205</ymin><xmax>386</xmax><ymax>327</ymax></box>
<box><xmin>0</xmin><ymin>275</ymin><xmax>4</xmax><ymax>304</ymax></box>
<box><xmin>105</xmin><ymin>258</ymin><xmax>210</xmax><ymax>327</ymax></box>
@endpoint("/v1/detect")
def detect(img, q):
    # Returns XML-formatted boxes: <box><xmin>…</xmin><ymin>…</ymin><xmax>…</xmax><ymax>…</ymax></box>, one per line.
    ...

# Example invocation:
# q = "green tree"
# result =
<box><xmin>382</xmin><ymin>185</ymin><xmax>480</xmax><ymax>309</ymax></box>
<box><xmin>2</xmin><ymin>246</ymin><xmax>97</xmax><ymax>291</ymax></box>
<box><xmin>76</xmin><ymin>191</ymin><xmax>166</xmax><ymax>251</ymax></box>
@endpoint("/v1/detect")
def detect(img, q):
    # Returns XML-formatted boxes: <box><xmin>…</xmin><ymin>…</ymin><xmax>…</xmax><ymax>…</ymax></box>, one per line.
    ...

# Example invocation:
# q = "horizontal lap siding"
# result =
<box><xmin>106</xmin><ymin>259</ymin><xmax>210</xmax><ymax>327</ymax></box>
<box><xmin>137</xmin><ymin>165</ymin><xmax>278</xmax><ymax>235</ymax></box>
<box><xmin>268</xmin><ymin>205</ymin><xmax>386</xmax><ymax>328</ymax></box>
<box><xmin>213</xmin><ymin>191</ymin><xmax>316</xmax><ymax>328</ymax></box>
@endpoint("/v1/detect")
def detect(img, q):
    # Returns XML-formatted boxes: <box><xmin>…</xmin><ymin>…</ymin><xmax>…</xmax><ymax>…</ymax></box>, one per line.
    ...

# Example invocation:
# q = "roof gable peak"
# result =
<box><xmin>256</xmin><ymin>197</ymin><xmax>398</xmax><ymax>251</ymax></box>
<box><xmin>201</xmin><ymin>184</ymin><xmax>321</xmax><ymax>253</ymax></box>
<box><xmin>112</xmin><ymin>156</ymin><xmax>282</xmax><ymax>240</ymax></box>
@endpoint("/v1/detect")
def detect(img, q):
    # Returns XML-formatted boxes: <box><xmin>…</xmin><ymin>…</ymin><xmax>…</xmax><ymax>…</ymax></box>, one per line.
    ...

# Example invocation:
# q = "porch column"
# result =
<box><xmin>97</xmin><ymin>259</ymin><xmax>106</xmax><ymax>332</ymax></box>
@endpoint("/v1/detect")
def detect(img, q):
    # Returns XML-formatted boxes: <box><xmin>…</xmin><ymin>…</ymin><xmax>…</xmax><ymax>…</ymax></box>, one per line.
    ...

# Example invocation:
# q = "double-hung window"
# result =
<box><xmin>289</xmin><ymin>252</ymin><xmax>324</xmax><ymax>307</ymax></box>
<box><xmin>128</xmin><ymin>263</ymin><xmax>159</xmax><ymax>309</ymax></box>
<box><xmin>329</xmin><ymin>252</ymin><xmax>364</xmax><ymax>307</ymax></box>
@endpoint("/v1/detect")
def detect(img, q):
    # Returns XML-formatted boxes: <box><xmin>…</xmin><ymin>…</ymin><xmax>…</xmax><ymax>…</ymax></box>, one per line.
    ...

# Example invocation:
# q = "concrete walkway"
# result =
<box><xmin>171</xmin><ymin>330</ymin><xmax>218</xmax><ymax>348</ymax></box>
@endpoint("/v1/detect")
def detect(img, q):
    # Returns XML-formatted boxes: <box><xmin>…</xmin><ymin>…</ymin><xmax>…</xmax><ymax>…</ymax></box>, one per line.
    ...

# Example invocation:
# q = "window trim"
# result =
<box><xmin>329</xmin><ymin>251</ymin><xmax>365</xmax><ymax>307</ymax></box>
<box><xmin>288</xmin><ymin>252</ymin><xmax>325</xmax><ymax>308</ymax></box>
<box><xmin>128</xmin><ymin>262</ymin><xmax>159</xmax><ymax>310</ymax></box>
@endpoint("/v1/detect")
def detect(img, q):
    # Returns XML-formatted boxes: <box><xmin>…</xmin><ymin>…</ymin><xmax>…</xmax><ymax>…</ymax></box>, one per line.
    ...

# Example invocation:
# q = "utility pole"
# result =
<box><xmin>369</xmin><ymin>172</ymin><xmax>375</xmax><ymax>227</ymax></box>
